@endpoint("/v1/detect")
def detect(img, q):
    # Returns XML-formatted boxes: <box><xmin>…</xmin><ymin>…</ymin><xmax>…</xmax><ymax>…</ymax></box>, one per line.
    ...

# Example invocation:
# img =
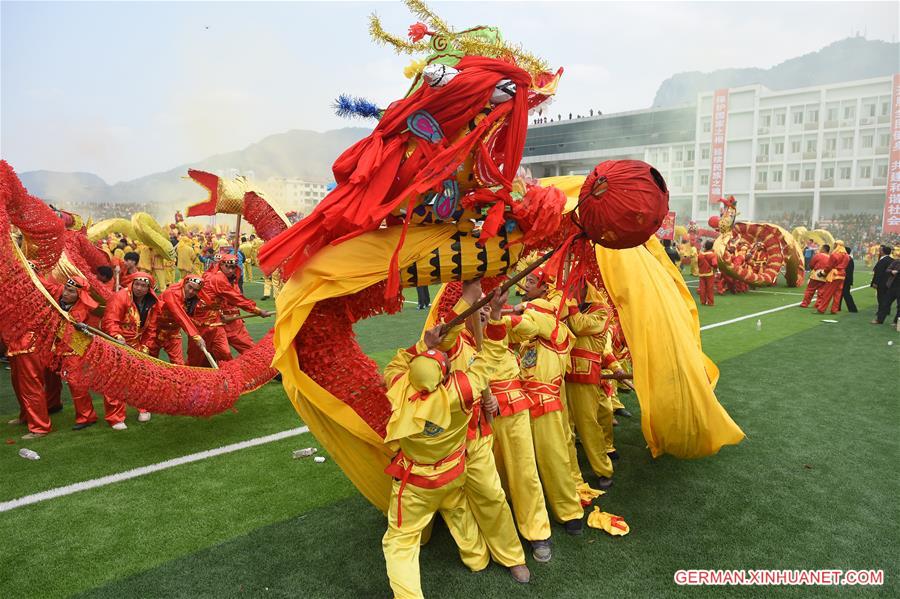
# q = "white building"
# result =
<box><xmin>522</xmin><ymin>75</ymin><xmax>896</xmax><ymax>228</ymax></box>
<box><xmin>260</xmin><ymin>177</ymin><xmax>329</xmax><ymax>217</ymax></box>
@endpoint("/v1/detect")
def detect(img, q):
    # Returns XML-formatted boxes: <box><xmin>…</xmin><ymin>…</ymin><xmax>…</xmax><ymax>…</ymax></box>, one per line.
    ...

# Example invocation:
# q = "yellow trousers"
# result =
<box><xmin>243</xmin><ymin>261</ymin><xmax>254</xmax><ymax>282</ymax></box>
<box><xmin>492</xmin><ymin>410</ymin><xmax>552</xmax><ymax>541</ymax></box>
<box><xmin>152</xmin><ymin>268</ymin><xmax>169</xmax><ymax>290</ymax></box>
<box><xmin>611</xmin><ymin>391</ymin><xmax>625</xmax><ymax>412</ymax></box>
<box><xmin>263</xmin><ymin>270</ymin><xmax>283</xmax><ymax>298</ymax></box>
<box><xmin>530</xmin><ymin>408</ymin><xmax>583</xmax><ymax>523</ymax></box>
<box><xmin>567</xmin><ymin>382</ymin><xmax>614</xmax><ymax>478</ymax></box>
<box><xmin>383</xmin><ymin>476</ymin><xmax>489</xmax><ymax>599</ymax></box>
<box><xmin>464</xmin><ymin>434</ymin><xmax>526</xmax><ymax>566</ymax></box>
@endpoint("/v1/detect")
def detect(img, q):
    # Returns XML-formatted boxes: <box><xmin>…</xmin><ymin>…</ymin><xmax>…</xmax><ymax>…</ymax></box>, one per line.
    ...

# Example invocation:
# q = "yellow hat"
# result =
<box><xmin>408</xmin><ymin>351</ymin><xmax>448</xmax><ymax>393</ymax></box>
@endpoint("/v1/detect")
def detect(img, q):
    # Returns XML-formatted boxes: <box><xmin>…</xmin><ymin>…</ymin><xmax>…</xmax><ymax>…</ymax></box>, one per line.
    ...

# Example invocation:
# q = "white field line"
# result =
<box><xmin>0</xmin><ymin>426</ymin><xmax>309</xmax><ymax>513</ymax></box>
<box><xmin>699</xmin><ymin>285</ymin><xmax>869</xmax><ymax>331</ymax></box>
<box><xmin>2</xmin><ymin>284</ymin><xmax>872</xmax><ymax>512</ymax></box>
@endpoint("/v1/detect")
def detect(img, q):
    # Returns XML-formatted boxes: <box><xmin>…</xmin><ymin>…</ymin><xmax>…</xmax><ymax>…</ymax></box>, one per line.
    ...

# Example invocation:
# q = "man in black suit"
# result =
<box><xmin>870</xmin><ymin>245</ymin><xmax>893</xmax><ymax>323</ymax></box>
<box><xmin>872</xmin><ymin>246</ymin><xmax>900</xmax><ymax>325</ymax></box>
<box><xmin>840</xmin><ymin>247</ymin><xmax>858</xmax><ymax>313</ymax></box>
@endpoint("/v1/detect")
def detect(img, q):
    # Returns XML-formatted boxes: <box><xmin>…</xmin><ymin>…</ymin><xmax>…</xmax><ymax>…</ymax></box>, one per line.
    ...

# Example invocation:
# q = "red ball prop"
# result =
<box><xmin>708</xmin><ymin>215</ymin><xmax>720</xmax><ymax>229</ymax></box>
<box><xmin>577</xmin><ymin>160</ymin><xmax>669</xmax><ymax>249</ymax></box>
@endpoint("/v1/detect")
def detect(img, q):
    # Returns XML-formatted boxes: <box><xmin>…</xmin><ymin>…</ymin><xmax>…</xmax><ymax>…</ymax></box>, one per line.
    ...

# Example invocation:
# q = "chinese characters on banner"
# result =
<box><xmin>656</xmin><ymin>211</ymin><xmax>677</xmax><ymax>240</ymax></box>
<box><xmin>708</xmin><ymin>88</ymin><xmax>729</xmax><ymax>204</ymax></box>
<box><xmin>883</xmin><ymin>73</ymin><xmax>900</xmax><ymax>234</ymax></box>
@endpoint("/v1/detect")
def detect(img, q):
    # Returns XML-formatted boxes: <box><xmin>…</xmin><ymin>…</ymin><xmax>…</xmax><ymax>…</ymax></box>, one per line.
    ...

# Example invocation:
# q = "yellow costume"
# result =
<box><xmin>176</xmin><ymin>236</ymin><xmax>198</xmax><ymax>279</ymax></box>
<box><xmin>239</xmin><ymin>239</ymin><xmax>255</xmax><ymax>282</ymax></box>
<box><xmin>137</xmin><ymin>244</ymin><xmax>153</xmax><ymax>273</ymax></box>
<box><xmin>503</xmin><ymin>291</ymin><xmax>582</xmax><ymax>524</ymax></box>
<box><xmin>150</xmin><ymin>252</ymin><xmax>170</xmax><ymax>290</ymax></box>
<box><xmin>380</xmin><ymin>317</ymin><xmax>509</xmax><ymax>599</ymax></box>
<box><xmin>565</xmin><ymin>293</ymin><xmax>621</xmax><ymax>480</ymax></box>
<box><xmin>435</xmin><ymin>300</ymin><xmax>527</xmax><ymax>567</ymax></box>
<box><xmin>263</xmin><ymin>268</ymin><xmax>283</xmax><ymax>299</ymax></box>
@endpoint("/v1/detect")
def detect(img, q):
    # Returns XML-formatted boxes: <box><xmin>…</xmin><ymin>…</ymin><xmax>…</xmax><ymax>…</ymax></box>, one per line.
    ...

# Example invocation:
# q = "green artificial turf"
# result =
<box><xmin>1</xmin><ymin>278</ymin><xmax>897</xmax><ymax>598</ymax></box>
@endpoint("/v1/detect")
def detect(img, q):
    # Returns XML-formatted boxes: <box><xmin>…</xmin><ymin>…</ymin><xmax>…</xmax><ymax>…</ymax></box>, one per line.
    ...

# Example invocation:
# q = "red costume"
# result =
<box><xmin>144</xmin><ymin>279</ymin><xmax>202</xmax><ymax>365</ymax></box>
<box><xmin>6</xmin><ymin>276</ymin><xmax>97</xmax><ymax>434</ymax></box>
<box><xmin>101</xmin><ymin>275</ymin><xmax>158</xmax><ymax>422</ymax></box>
<box><xmin>187</xmin><ymin>268</ymin><xmax>262</xmax><ymax>366</ymax></box>
<box><xmin>697</xmin><ymin>250</ymin><xmax>718</xmax><ymax>305</ymax></box>
<box><xmin>800</xmin><ymin>252</ymin><xmax>830</xmax><ymax>308</ymax></box>
<box><xmin>815</xmin><ymin>248</ymin><xmax>850</xmax><ymax>314</ymax></box>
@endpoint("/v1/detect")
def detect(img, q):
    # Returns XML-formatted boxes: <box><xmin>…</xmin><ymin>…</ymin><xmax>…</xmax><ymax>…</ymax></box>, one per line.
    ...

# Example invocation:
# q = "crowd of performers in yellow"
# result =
<box><xmin>379</xmin><ymin>269</ymin><xmax>635</xmax><ymax>594</ymax></box>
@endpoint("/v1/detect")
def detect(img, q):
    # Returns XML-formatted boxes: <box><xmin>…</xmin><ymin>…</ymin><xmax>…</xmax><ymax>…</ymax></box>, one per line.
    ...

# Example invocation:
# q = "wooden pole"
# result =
<box><xmin>233</xmin><ymin>214</ymin><xmax>242</xmax><ymax>251</ymax></box>
<box><xmin>467</xmin><ymin>311</ymin><xmax>494</xmax><ymax>423</ymax></box>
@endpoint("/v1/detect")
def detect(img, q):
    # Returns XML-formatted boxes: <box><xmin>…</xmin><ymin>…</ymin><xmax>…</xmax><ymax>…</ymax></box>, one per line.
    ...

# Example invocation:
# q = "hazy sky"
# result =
<box><xmin>2</xmin><ymin>1</ymin><xmax>897</xmax><ymax>183</ymax></box>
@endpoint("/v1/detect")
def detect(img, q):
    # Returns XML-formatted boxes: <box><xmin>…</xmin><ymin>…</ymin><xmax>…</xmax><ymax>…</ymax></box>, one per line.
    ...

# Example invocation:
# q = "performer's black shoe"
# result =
<box><xmin>614</xmin><ymin>408</ymin><xmax>632</xmax><ymax>418</ymax></box>
<box><xmin>595</xmin><ymin>476</ymin><xmax>614</xmax><ymax>490</ymax></box>
<box><xmin>273</xmin><ymin>373</ymin><xmax>283</xmax><ymax>382</ymax></box>
<box><xmin>48</xmin><ymin>405</ymin><xmax>63</xmax><ymax>414</ymax></box>
<box><xmin>72</xmin><ymin>421</ymin><xmax>96</xmax><ymax>431</ymax></box>
<box><xmin>564</xmin><ymin>518</ymin><xmax>584</xmax><ymax>536</ymax></box>
<box><xmin>261</xmin><ymin>295</ymin><xmax>270</xmax><ymax>301</ymax></box>
<box><xmin>607</xmin><ymin>450</ymin><xmax>619</xmax><ymax>461</ymax></box>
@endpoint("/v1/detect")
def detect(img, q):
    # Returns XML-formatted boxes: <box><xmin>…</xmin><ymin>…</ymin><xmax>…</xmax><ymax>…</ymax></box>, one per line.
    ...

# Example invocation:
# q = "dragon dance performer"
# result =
<box><xmin>102</xmin><ymin>272</ymin><xmax>158</xmax><ymax>427</ymax></box>
<box><xmin>427</xmin><ymin>282</ymin><xmax>531</xmax><ymax>576</ymax></box>
<box><xmin>800</xmin><ymin>244</ymin><xmax>830</xmax><ymax>308</ymax></box>
<box><xmin>188</xmin><ymin>254</ymin><xmax>272</xmax><ymax>367</ymax></box>
<box><xmin>565</xmin><ymin>284</ymin><xmax>625</xmax><ymax>487</ymax></box>
<box><xmin>815</xmin><ymin>240</ymin><xmax>850</xmax><ymax>314</ymax></box>
<box><xmin>504</xmin><ymin>268</ymin><xmax>584</xmax><ymax>534</ymax></box>
<box><xmin>176</xmin><ymin>235</ymin><xmax>200</xmax><ymax>280</ymax></box>
<box><xmin>697</xmin><ymin>241</ymin><xmax>718</xmax><ymax>306</ymax></box>
<box><xmin>144</xmin><ymin>276</ymin><xmax>206</xmax><ymax>365</ymax></box>
<box><xmin>381</xmin><ymin>285</ymin><xmax>525</xmax><ymax>598</ymax></box>
<box><xmin>4</xmin><ymin>276</ymin><xmax>99</xmax><ymax>438</ymax></box>
<box><xmin>214</xmin><ymin>252</ymin><xmax>257</xmax><ymax>354</ymax></box>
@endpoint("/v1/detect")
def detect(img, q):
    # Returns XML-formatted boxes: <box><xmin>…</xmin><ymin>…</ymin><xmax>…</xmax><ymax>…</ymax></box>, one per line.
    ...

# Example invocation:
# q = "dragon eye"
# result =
<box><xmin>491</xmin><ymin>79</ymin><xmax>517</xmax><ymax>104</ymax></box>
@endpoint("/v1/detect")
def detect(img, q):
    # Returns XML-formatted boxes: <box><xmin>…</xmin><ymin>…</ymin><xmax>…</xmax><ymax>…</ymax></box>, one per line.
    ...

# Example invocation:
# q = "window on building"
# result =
<box><xmin>792</xmin><ymin>111</ymin><xmax>803</xmax><ymax>124</ymax></box>
<box><xmin>701</xmin><ymin>147</ymin><xmax>710</xmax><ymax>160</ymax></box>
<box><xmin>761</xmin><ymin>115</ymin><xmax>771</xmax><ymax>127</ymax></box>
<box><xmin>843</xmin><ymin>106</ymin><xmax>855</xmax><ymax>120</ymax></box>
<box><xmin>861</xmin><ymin>135</ymin><xmax>874</xmax><ymax>148</ymax></box>
<box><xmin>757</xmin><ymin>171</ymin><xmax>767</xmax><ymax>183</ymax></box>
<box><xmin>859</xmin><ymin>165</ymin><xmax>872</xmax><ymax>179</ymax></box>
<box><xmin>841</xmin><ymin>137</ymin><xmax>853</xmax><ymax>150</ymax></box>
<box><xmin>882</xmin><ymin>101</ymin><xmax>890</xmax><ymax>116</ymax></box>
<box><xmin>806</xmin><ymin>140</ymin><xmax>816</xmax><ymax>153</ymax></box>
<box><xmin>700</xmin><ymin>173</ymin><xmax>709</xmax><ymax>185</ymax></box>
<box><xmin>808</xmin><ymin>109</ymin><xmax>819</xmax><ymax>123</ymax></box>
<box><xmin>759</xmin><ymin>143</ymin><xmax>769</xmax><ymax>156</ymax></box>
<box><xmin>827</xmin><ymin>107</ymin><xmax>838</xmax><ymax>122</ymax></box>
<box><xmin>675</xmin><ymin>149</ymin><xmax>683</xmax><ymax>161</ymax></box>
<box><xmin>789</xmin><ymin>169</ymin><xmax>800</xmax><ymax>182</ymax></box>
<box><xmin>686</xmin><ymin>174</ymin><xmax>694</xmax><ymax>187</ymax></box>
<box><xmin>804</xmin><ymin>168</ymin><xmax>815</xmax><ymax>181</ymax></box>
<box><xmin>791</xmin><ymin>140</ymin><xmax>801</xmax><ymax>154</ymax></box>
<box><xmin>823</xmin><ymin>167</ymin><xmax>835</xmax><ymax>180</ymax></box>
<box><xmin>879</xmin><ymin>133</ymin><xmax>890</xmax><ymax>148</ymax></box>
<box><xmin>773</xmin><ymin>170</ymin><xmax>783</xmax><ymax>183</ymax></box>
<box><xmin>776</xmin><ymin>113</ymin><xmax>786</xmax><ymax>126</ymax></box>
<box><xmin>661</xmin><ymin>151</ymin><xmax>669</xmax><ymax>162</ymax></box>
<box><xmin>825</xmin><ymin>138</ymin><xmax>837</xmax><ymax>151</ymax></box>
<box><xmin>702</xmin><ymin>119</ymin><xmax>711</xmax><ymax>133</ymax></box>
<box><xmin>839</xmin><ymin>167</ymin><xmax>851</xmax><ymax>180</ymax></box>
<box><xmin>865</xmin><ymin>104</ymin><xmax>876</xmax><ymax>117</ymax></box>
<box><xmin>775</xmin><ymin>142</ymin><xmax>784</xmax><ymax>155</ymax></box>
<box><xmin>686</xmin><ymin>149</ymin><xmax>695</xmax><ymax>161</ymax></box>
<box><xmin>876</xmin><ymin>163</ymin><xmax>888</xmax><ymax>178</ymax></box>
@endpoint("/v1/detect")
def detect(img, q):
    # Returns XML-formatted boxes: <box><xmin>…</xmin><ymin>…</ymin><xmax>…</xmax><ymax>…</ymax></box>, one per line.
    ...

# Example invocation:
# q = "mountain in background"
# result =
<box><xmin>652</xmin><ymin>37</ymin><xmax>899</xmax><ymax>107</ymax></box>
<box><xmin>19</xmin><ymin>127</ymin><xmax>371</xmax><ymax>218</ymax></box>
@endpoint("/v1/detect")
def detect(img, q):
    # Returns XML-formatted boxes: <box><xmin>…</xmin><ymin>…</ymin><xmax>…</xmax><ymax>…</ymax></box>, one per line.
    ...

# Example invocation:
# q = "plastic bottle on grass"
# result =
<box><xmin>18</xmin><ymin>448</ymin><xmax>40</xmax><ymax>460</ymax></box>
<box><xmin>756</xmin><ymin>319</ymin><xmax>762</xmax><ymax>331</ymax></box>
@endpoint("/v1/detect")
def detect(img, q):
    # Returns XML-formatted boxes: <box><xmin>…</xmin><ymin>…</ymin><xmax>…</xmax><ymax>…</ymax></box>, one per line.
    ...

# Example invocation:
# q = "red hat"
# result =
<box><xmin>64</xmin><ymin>276</ymin><xmax>99</xmax><ymax>310</ymax></box>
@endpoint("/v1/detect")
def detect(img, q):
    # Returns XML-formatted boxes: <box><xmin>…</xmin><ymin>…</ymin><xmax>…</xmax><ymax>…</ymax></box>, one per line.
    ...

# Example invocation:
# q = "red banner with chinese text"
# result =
<box><xmin>656</xmin><ymin>211</ymin><xmax>676</xmax><ymax>240</ymax></box>
<box><xmin>883</xmin><ymin>73</ymin><xmax>900</xmax><ymax>234</ymax></box>
<box><xmin>708</xmin><ymin>88</ymin><xmax>729</xmax><ymax>204</ymax></box>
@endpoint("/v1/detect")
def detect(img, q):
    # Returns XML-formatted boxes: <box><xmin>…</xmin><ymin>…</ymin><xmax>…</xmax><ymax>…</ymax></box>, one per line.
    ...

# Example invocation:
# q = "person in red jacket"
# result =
<box><xmin>101</xmin><ymin>273</ymin><xmax>158</xmax><ymax>427</ymax></box>
<box><xmin>697</xmin><ymin>241</ymin><xmax>718</xmax><ymax>306</ymax></box>
<box><xmin>212</xmin><ymin>252</ymin><xmax>256</xmax><ymax>354</ymax></box>
<box><xmin>799</xmin><ymin>245</ymin><xmax>830</xmax><ymax>308</ymax></box>
<box><xmin>144</xmin><ymin>276</ymin><xmax>206</xmax><ymax>365</ymax></box>
<box><xmin>5</xmin><ymin>276</ymin><xmax>97</xmax><ymax>438</ymax></box>
<box><xmin>816</xmin><ymin>240</ymin><xmax>850</xmax><ymax>314</ymax></box>
<box><xmin>187</xmin><ymin>255</ymin><xmax>272</xmax><ymax>367</ymax></box>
